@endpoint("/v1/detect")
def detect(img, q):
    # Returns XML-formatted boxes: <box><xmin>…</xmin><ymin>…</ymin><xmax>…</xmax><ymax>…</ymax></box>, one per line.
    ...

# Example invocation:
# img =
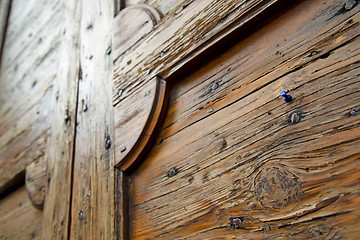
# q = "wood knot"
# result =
<box><xmin>254</xmin><ymin>167</ymin><xmax>300</xmax><ymax>209</ymax></box>
<box><xmin>308</xmin><ymin>225</ymin><xmax>331</xmax><ymax>237</ymax></box>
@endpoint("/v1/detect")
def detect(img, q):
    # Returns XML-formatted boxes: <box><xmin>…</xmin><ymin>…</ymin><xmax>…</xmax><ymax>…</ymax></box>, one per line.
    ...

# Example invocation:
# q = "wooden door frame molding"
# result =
<box><xmin>113</xmin><ymin>0</ymin><xmax>296</xmax><ymax>238</ymax></box>
<box><xmin>113</xmin><ymin>0</ymin><xmax>294</xmax><ymax>171</ymax></box>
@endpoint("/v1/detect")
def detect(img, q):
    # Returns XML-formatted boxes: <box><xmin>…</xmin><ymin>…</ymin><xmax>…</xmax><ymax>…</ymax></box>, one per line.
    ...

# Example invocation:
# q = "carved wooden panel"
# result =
<box><xmin>126</xmin><ymin>0</ymin><xmax>360</xmax><ymax>238</ymax></box>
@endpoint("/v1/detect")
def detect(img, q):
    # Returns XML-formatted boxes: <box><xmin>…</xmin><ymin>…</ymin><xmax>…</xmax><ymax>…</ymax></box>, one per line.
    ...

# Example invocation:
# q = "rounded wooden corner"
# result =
<box><xmin>115</xmin><ymin>77</ymin><xmax>168</xmax><ymax>173</ymax></box>
<box><xmin>25</xmin><ymin>158</ymin><xmax>46</xmax><ymax>210</ymax></box>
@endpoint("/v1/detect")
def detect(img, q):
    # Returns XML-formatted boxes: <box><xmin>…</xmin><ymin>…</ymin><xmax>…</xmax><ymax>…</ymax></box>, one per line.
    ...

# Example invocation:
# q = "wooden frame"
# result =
<box><xmin>112</xmin><ymin>0</ymin><xmax>294</xmax><ymax>237</ymax></box>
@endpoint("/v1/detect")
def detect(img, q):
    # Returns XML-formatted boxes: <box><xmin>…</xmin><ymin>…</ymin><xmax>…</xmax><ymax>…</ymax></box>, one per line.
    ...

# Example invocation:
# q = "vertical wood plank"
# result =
<box><xmin>42</xmin><ymin>0</ymin><xmax>82</xmax><ymax>239</ymax></box>
<box><xmin>70</xmin><ymin>0</ymin><xmax>115</xmax><ymax>239</ymax></box>
<box><xmin>115</xmin><ymin>169</ymin><xmax>130</xmax><ymax>240</ymax></box>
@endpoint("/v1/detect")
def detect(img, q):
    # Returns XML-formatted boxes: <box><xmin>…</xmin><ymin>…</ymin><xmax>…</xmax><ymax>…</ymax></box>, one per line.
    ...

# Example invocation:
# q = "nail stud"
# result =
<box><xmin>280</xmin><ymin>91</ymin><xmax>292</xmax><ymax>103</ymax></box>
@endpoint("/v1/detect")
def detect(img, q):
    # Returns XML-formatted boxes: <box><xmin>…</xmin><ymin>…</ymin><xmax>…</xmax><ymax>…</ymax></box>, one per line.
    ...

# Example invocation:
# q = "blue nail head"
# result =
<box><xmin>280</xmin><ymin>91</ymin><xmax>292</xmax><ymax>102</ymax></box>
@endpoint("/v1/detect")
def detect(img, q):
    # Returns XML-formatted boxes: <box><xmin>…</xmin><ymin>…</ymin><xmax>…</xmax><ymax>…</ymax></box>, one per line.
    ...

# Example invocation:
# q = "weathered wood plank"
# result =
<box><xmin>0</xmin><ymin>0</ymin><xmax>62</xmax><ymax>195</ymax></box>
<box><xmin>113</xmin><ymin>4</ymin><xmax>162</xmax><ymax>59</ymax></box>
<box><xmin>41</xmin><ymin>0</ymin><xmax>82</xmax><ymax>239</ymax></box>
<box><xmin>0</xmin><ymin>186</ymin><xmax>42</xmax><ymax>240</ymax></box>
<box><xmin>129</xmin><ymin>0</ymin><xmax>360</xmax><ymax>238</ymax></box>
<box><xmin>113</xmin><ymin>0</ymin><xmax>283</xmax><ymax>106</ymax></box>
<box><xmin>69</xmin><ymin>0</ymin><xmax>115</xmax><ymax>239</ymax></box>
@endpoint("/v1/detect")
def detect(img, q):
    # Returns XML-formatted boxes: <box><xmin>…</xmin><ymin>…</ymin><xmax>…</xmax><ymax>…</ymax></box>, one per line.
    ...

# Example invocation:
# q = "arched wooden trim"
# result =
<box><xmin>115</xmin><ymin>76</ymin><xmax>168</xmax><ymax>173</ymax></box>
<box><xmin>113</xmin><ymin>4</ymin><xmax>163</xmax><ymax>63</ymax></box>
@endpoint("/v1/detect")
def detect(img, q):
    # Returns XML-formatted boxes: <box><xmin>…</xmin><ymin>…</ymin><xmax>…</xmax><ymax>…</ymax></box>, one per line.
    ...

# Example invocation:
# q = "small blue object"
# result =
<box><xmin>280</xmin><ymin>91</ymin><xmax>292</xmax><ymax>102</ymax></box>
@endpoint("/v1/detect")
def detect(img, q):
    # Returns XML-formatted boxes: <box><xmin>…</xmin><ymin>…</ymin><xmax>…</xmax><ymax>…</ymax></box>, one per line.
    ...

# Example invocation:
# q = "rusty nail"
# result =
<box><xmin>229</xmin><ymin>217</ymin><xmax>243</xmax><ymax>229</ymax></box>
<box><xmin>106</xmin><ymin>46</ymin><xmax>112</xmax><ymax>55</ymax></box>
<box><xmin>166</xmin><ymin>167</ymin><xmax>178</xmax><ymax>177</ymax></box>
<box><xmin>290</xmin><ymin>112</ymin><xmax>301</xmax><ymax>124</ymax></box>
<box><xmin>79</xmin><ymin>210</ymin><xmax>84</xmax><ymax>219</ymax></box>
<box><xmin>120</xmin><ymin>147</ymin><xmax>127</xmax><ymax>153</ymax></box>
<box><xmin>345</xmin><ymin>0</ymin><xmax>357</xmax><ymax>10</ymax></box>
<box><xmin>105</xmin><ymin>138</ymin><xmax>111</xmax><ymax>149</ymax></box>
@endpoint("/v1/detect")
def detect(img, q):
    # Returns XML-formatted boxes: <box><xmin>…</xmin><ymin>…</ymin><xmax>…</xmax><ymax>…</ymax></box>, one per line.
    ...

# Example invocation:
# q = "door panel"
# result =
<box><xmin>129</xmin><ymin>0</ymin><xmax>360</xmax><ymax>238</ymax></box>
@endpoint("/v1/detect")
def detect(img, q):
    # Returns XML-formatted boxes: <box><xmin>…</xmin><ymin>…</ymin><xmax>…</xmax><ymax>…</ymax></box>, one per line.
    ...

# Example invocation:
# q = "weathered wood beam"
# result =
<box><xmin>69</xmin><ymin>0</ymin><xmax>116</xmax><ymax>238</ymax></box>
<box><xmin>41</xmin><ymin>0</ymin><xmax>82</xmax><ymax>239</ymax></box>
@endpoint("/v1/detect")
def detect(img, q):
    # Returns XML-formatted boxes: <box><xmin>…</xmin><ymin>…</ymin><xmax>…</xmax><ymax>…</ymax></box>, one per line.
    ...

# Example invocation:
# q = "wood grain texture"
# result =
<box><xmin>124</xmin><ymin>0</ymin><xmax>189</xmax><ymax>16</ymax></box>
<box><xmin>129</xmin><ymin>0</ymin><xmax>360</xmax><ymax>238</ymax></box>
<box><xmin>69</xmin><ymin>0</ymin><xmax>116</xmax><ymax>239</ymax></box>
<box><xmin>25</xmin><ymin>157</ymin><xmax>46</xmax><ymax>210</ymax></box>
<box><xmin>0</xmin><ymin>186</ymin><xmax>42</xmax><ymax>240</ymax></box>
<box><xmin>113</xmin><ymin>4</ymin><xmax>162</xmax><ymax>59</ymax></box>
<box><xmin>41</xmin><ymin>0</ymin><xmax>82</xmax><ymax>239</ymax></box>
<box><xmin>113</xmin><ymin>0</ymin><xmax>282</xmax><ymax>106</ymax></box>
<box><xmin>0</xmin><ymin>0</ymin><xmax>61</xmax><ymax>195</ymax></box>
<box><xmin>115</xmin><ymin>76</ymin><xmax>168</xmax><ymax>172</ymax></box>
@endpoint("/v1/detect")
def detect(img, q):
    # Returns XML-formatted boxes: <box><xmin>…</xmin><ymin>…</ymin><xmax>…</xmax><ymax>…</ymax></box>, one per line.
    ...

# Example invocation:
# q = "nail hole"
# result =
<box><xmin>166</xmin><ymin>167</ymin><xmax>178</xmax><ymax>177</ymax></box>
<box><xmin>319</xmin><ymin>52</ymin><xmax>330</xmax><ymax>59</ymax></box>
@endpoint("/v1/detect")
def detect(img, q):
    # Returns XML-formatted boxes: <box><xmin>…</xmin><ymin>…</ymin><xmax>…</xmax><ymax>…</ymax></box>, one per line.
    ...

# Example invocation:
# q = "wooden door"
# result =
<box><xmin>113</xmin><ymin>0</ymin><xmax>360</xmax><ymax>239</ymax></box>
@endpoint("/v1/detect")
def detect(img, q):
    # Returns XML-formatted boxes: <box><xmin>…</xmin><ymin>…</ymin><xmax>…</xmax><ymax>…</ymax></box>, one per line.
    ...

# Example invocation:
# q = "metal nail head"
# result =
<box><xmin>280</xmin><ymin>91</ymin><xmax>292</xmax><ymax>103</ymax></box>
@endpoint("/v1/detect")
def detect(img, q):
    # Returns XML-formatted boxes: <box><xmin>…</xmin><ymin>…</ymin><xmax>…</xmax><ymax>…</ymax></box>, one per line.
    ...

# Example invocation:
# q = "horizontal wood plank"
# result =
<box><xmin>0</xmin><ymin>0</ymin><xmax>62</xmax><ymax>195</ymax></box>
<box><xmin>0</xmin><ymin>186</ymin><xmax>42</xmax><ymax>240</ymax></box>
<box><xmin>113</xmin><ymin>0</ymin><xmax>282</xmax><ymax>106</ymax></box>
<box><xmin>69</xmin><ymin>0</ymin><xmax>116</xmax><ymax>239</ymax></box>
<box><xmin>129</xmin><ymin>0</ymin><xmax>360</xmax><ymax>238</ymax></box>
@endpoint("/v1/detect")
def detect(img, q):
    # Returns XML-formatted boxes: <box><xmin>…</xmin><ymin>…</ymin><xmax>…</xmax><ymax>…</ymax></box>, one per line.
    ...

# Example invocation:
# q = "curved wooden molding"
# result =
<box><xmin>114</xmin><ymin>76</ymin><xmax>168</xmax><ymax>172</ymax></box>
<box><xmin>25</xmin><ymin>157</ymin><xmax>46</xmax><ymax>209</ymax></box>
<box><xmin>113</xmin><ymin>4</ymin><xmax>162</xmax><ymax>62</ymax></box>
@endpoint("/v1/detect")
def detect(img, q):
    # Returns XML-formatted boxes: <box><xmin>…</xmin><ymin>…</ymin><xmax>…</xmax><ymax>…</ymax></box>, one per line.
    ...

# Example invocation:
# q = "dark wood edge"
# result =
<box><xmin>115</xmin><ymin>169</ymin><xmax>130</xmax><ymax>240</ymax></box>
<box><xmin>0</xmin><ymin>0</ymin><xmax>11</xmax><ymax>70</ymax></box>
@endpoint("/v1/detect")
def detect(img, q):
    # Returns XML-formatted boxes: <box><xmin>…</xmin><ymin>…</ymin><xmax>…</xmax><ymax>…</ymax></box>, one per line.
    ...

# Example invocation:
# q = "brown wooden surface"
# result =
<box><xmin>0</xmin><ymin>186</ymin><xmax>42</xmax><ymax>240</ymax></box>
<box><xmin>115</xmin><ymin>169</ymin><xmax>130</xmax><ymax>240</ymax></box>
<box><xmin>113</xmin><ymin>4</ymin><xmax>162</xmax><ymax>59</ymax></box>
<box><xmin>128</xmin><ymin>0</ymin><xmax>360</xmax><ymax>238</ymax></box>
<box><xmin>113</xmin><ymin>0</ymin><xmax>281</xmax><ymax>106</ymax></box>
<box><xmin>115</xmin><ymin>77</ymin><xmax>168</xmax><ymax>172</ymax></box>
<box><xmin>0</xmin><ymin>0</ymin><xmax>61</xmax><ymax>196</ymax></box>
<box><xmin>69</xmin><ymin>0</ymin><xmax>116</xmax><ymax>239</ymax></box>
<box><xmin>41</xmin><ymin>0</ymin><xmax>82</xmax><ymax>238</ymax></box>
